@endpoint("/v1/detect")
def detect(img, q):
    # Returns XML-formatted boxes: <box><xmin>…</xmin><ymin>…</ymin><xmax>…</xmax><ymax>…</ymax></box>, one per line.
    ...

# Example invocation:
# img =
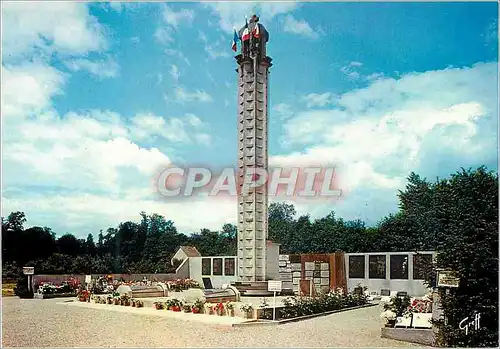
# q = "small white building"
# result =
<box><xmin>170</xmin><ymin>246</ymin><xmax>201</xmax><ymax>266</ymax></box>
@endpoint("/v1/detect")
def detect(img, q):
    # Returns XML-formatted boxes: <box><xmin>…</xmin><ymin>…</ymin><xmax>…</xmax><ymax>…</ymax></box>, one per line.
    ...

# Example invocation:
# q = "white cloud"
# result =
<box><xmin>186</xmin><ymin>114</ymin><xmax>203</xmax><ymax>128</ymax></box>
<box><xmin>162</xmin><ymin>4</ymin><xmax>194</xmax><ymax>29</ymax></box>
<box><xmin>2</xmin><ymin>194</ymin><xmax>236</xmax><ymax>236</ymax></box>
<box><xmin>283</xmin><ymin>15</ymin><xmax>319</xmax><ymax>39</ymax></box>
<box><xmin>273</xmin><ymin>103</ymin><xmax>294</xmax><ymax>120</ymax></box>
<box><xmin>273</xmin><ymin>62</ymin><xmax>497</xmax><ymax>220</ymax></box>
<box><xmin>1</xmin><ymin>62</ymin><xmax>66</xmax><ymax>119</ymax></box>
<box><xmin>301</xmin><ymin>92</ymin><xmax>337</xmax><ymax>108</ymax></box>
<box><xmin>154</xmin><ymin>27</ymin><xmax>175</xmax><ymax>44</ymax></box>
<box><xmin>340</xmin><ymin>62</ymin><xmax>363</xmax><ymax>81</ymax></box>
<box><xmin>170</xmin><ymin>64</ymin><xmax>180</xmax><ymax>83</ymax></box>
<box><xmin>165</xmin><ymin>49</ymin><xmax>191</xmax><ymax>66</ymax></box>
<box><xmin>65</xmin><ymin>56</ymin><xmax>120</xmax><ymax>78</ymax></box>
<box><xmin>206</xmin><ymin>2</ymin><xmax>299</xmax><ymax>33</ymax></box>
<box><xmin>2</xmin><ymin>2</ymin><xmax>107</xmax><ymax>60</ymax></box>
<box><xmin>168</xmin><ymin>87</ymin><xmax>213</xmax><ymax>103</ymax></box>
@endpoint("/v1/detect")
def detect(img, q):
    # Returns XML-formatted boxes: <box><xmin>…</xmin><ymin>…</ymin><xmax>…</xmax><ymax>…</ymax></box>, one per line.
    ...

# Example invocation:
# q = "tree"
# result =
<box><xmin>85</xmin><ymin>233</ymin><xmax>96</xmax><ymax>256</ymax></box>
<box><xmin>420</xmin><ymin>167</ymin><xmax>498</xmax><ymax>347</ymax></box>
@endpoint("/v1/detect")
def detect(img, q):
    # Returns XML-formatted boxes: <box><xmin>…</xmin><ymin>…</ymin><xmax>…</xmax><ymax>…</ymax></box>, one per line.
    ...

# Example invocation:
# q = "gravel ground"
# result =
<box><xmin>2</xmin><ymin>297</ymin><xmax>422</xmax><ymax>348</ymax></box>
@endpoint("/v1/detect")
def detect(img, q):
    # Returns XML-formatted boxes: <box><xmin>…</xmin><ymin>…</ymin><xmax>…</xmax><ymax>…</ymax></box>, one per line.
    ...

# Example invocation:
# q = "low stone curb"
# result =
<box><xmin>34</xmin><ymin>293</ymin><xmax>76</xmax><ymax>299</ymax></box>
<box><xmin>231</xmin><ymin>302</ymin><xmax>377</xmax><ymax>327</ymax></box>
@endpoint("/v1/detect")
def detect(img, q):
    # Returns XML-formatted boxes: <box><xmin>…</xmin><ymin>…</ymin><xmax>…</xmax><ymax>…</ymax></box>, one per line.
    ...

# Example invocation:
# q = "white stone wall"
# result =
<box><xmin>277</xmin><ymin>254</ymin><xmax>293</xmax><ymax>292</ymax></box>
<box><xmin>345</xmin><ymin>251</ymin><xmax>436</xmax><ymax>296</ymax></box>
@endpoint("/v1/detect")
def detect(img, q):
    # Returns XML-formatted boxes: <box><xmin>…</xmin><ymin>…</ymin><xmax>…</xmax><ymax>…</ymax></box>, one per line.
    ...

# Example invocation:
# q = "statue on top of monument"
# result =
<box><xmin>237</xmin><ymin>14</ymin><xmax>269</xmax><ymax>59</ymax></box>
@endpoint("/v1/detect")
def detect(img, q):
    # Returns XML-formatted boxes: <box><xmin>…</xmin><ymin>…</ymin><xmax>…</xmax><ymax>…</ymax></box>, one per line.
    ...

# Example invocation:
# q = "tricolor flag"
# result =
<box><xmin>231</xmin><ymin>28</ymin><xmax>239</xmax><ymax>52</ymax></box>
<box><xmin>241</xmin><ymin>17</ymin><xmax>250</xmax><ymax>41</ymax></box>
<box><xmin>252</xmin><ymin>23</ymin><xmax>260</xmax><ymax>39</ymax></box>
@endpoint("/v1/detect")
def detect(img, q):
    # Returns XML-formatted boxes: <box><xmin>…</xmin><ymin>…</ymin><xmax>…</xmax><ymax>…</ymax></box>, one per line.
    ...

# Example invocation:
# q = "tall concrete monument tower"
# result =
<box><xmin>235</xmin><ymin>15</ymin><xmax>272</xmax><ymax>283</ymax></box>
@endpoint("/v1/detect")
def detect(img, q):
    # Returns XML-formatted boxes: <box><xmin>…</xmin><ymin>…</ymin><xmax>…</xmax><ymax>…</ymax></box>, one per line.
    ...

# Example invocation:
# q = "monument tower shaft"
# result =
<box><xmin>235</xmin><ymin>17</ymin><xmax>272</xmax><ymax>282</ymax></box>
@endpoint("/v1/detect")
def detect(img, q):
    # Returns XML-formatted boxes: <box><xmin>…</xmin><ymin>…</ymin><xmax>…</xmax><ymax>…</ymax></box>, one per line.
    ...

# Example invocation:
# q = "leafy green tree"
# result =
<box><xmin>420</xmin><ymin>167</ymin><xmax>498</xmax><ymax>347</ymax></box>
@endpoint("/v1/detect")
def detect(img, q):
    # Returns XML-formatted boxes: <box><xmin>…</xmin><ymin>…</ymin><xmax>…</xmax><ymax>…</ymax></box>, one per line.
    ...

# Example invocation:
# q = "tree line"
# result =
<box><xmin>2</xmin><ymin>167</ymin><xmax>497</xmax><ymax>278</ymax></box>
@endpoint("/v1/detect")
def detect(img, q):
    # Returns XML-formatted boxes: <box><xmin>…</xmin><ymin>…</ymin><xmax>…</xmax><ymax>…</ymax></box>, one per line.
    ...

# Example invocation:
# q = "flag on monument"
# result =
<box><xmin>241</xmin><ymin>18</ymin><xmax>250</xmax><ymax>41</ymax></box>
<box><xmin>231</xmin><ymin>28</ymin><xmax>239</xmax><ymax>51</ymax></box>
<box><xmin>253</xmin><ymin>23</ymin><xmax>260</xmax><ymax>38</ymax></box>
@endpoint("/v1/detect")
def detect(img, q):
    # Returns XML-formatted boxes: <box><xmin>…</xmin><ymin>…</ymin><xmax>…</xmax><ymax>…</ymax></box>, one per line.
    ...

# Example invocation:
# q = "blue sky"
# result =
<box><xmin>2</xmin><ymin>1</ymin><xmax>498</xmax><ymax>237</ymax></box>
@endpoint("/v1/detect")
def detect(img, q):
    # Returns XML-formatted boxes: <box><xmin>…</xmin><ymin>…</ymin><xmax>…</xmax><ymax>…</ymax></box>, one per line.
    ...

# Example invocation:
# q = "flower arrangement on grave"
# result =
<box><xmin>167</xmin><ymin>278</ymin><xmax>201</xmax><ymax>292</ymax></box>
<box><xmin>225</xmin><ymin>302</ymin><xmax>235</xmax><ymax>317</ymax></box>
<box><xmin>106</xmin><ymin>296</ymin><xmax>113</xmax><ymax>304</ymax></box>
<box><xmin>39</xmin><ymin>283</ymin><xmax>57</xmax><ymax>295</ymax></box>
<box><xmin>240</xmin><ymin>303</ymin><xmax>254</xmax><ymax>318</ymax></box>
<box><xmin>113</xmin><ymin>297</ymin><xmax>121</xmax><ymax>305</ymax></box>
<box><xmin>204</xmin><ymin>302</ymin><xmax>215</xmax><ymax>315</ymax></box>
<box><xmin>380</xmin><ymin>310</ymin><xmax>397</xmax><ymax>327</ymax></box>
<box><xmin>135</xmin><ymin>300</ymin><xmax>144</xmax><ymax>308</ymax></box>
<box><xmin>259</xmin><ymin>297</ymin><xmax>272</xmax><ymax>320</ymax></box>
<box><xmin>182</xmin><ymin>304</ymin><xmax>192</xmax><ymax>313</ymax></box>
<box><xmin>215</xmin><ymin>301</ymin><xmax>225</xmax><ymax>316</ymax></box>
<box><xmin>77</xmin><ymin>289</ymin><xmax>90</xmax><ymax>302</ymax></box>
<box><xmin>170</xmin><ymin>299</ymin><xmax>183</xmax><ymax>312</ymax></box>
<box><xmin>131</xmin><ymin>298</ymin><xmax>136</xmax><ymax>307</ymax></box>
<box><xmin>120</xmin><ymin>294</ymin><xmax>130</xmax><ymax>306</ymax></box>
<box><xmin>192</xmin><ymin>299</ymin><xmax>204</xmax><ymax>314</ymax></box>
<box><xmin>154</xmin><ymin>301</ymin><xmax>165</xmax><ymax>310</ymax></box>
<box><xmin>383</xmin><ymin>295</ymin><xmax>411</xmax><ymax>317</ymax></box>
<box><xmin>405</xmin><ymin>295</ymin><xmax>432</xmax><ymax>317</ymax></box>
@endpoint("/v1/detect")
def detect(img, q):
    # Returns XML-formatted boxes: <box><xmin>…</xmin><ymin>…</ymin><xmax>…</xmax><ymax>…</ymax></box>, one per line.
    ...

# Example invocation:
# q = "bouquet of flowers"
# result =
<box><xmin>406</xmin><ymin>298</ymin><xmax>432</xmax><ymax>314</ymax></box>
<box><xmin>225</xmin><ymin>302</ymin><xmax>235</xmax><ymax>317</ymax></box>
<box><xmin>240</xmin><ymin>303</ymin><xmax>253</xmax><ymax>318</ymax></box>
<box><xmin>215</xmin><ymin>301</ymin><xmax>225</xmax><ymax>316</ymax></box>
<box><xmin>167</xmin><ymin>278</ymin><xmax>201</xmax><ymax>292</ymax></box>
<box><xmin>380</xmin><ymin>309</ymin><xmax>397</xmax><ymax>326</ymax></box>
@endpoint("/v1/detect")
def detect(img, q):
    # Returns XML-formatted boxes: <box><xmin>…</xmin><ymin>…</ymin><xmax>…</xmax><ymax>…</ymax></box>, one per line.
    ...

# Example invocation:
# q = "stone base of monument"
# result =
<box><xmin>380</xmin><ymin>328</ymin><xmax>435</xmax><ymax>346</ymax></box>
<box><xmin>232</xmin><ymin>281</ymin><xmax>274</xmax><ymax>297</ymax></box>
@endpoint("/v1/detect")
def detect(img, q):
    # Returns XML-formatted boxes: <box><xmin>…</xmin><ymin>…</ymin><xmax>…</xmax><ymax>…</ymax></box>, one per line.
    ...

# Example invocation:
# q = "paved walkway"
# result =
<box><xmin>2</xmin><ymin>297</ymin><xmax>423</xmax><ymax>347</ymax></box>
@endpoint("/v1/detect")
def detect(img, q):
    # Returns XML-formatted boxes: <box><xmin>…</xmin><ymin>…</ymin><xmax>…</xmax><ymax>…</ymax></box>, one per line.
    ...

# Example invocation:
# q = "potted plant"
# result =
<box><xmin>135</xmin><ymin>300</ymin><xmax>144</xmax><ymax>308</ymax></box>
<box><xmin>131</xmin><ymin>299</ymin><xmax>136</xmax><ymax>307</ymax></box>
<box><xmin>182</xmin><ymin>304</ymin><xmax>192</xmax><ymax>313</ymax></box>
<box><xmin>204</xmin><ymin>302</ymin><xmax>215</xmax><ymax>315</ymax></box>
<box><xmin>380</xmin><ymin>310</ymin><xmax>397</xmax><ymax>327</ymax></box>
<box><xmin>121</xmin><ymin>295</ymin><xmax>130</xmax><ymax>306</ymax></box>
<box><xmin>114</xmin><ymin>297</ymin><xmax>121</xmax><ymax>305</ymax></box>
<box><xmin>154</xmin><ymin>301</ymin><xmax>164</xmax><ymax>310</ymax></box>
<box><xmin>225</xmin><ymin>302</ymin><xmax>235</xmax><ymax>317</ymax></box>
<box><xmin>215</xmin><ymin>301</ymin><xmax>225</xmax><ymax>316</ymax></box>
<box><xmin>106</xmin><ymin>296</ymin><xmax>113</xmax><ymax>304</ymax></box>
<box><xmin>192</xmin><ymin>299</ymin><xmax>204</xmax><ymax>314</ymax></box>
<box><xmin>165</xmin><ymin>299</ymin><xmax>173</xmax><ymax>310</ymax></box>
<box><xmin>172</xmin><ymin>299</ymin><xmax>183</xmax><ymax>312</ymax></box>
<box><xmin>240</xmin><ymin>303</ymin><xmax>254</xmax><ymax>319</ymax></box>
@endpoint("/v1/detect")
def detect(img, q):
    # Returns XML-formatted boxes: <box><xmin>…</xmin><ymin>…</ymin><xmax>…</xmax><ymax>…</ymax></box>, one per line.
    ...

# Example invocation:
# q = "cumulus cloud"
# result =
<box><xmin>283</xmin><ymin>15</ymin><xmax>320</xmax><ymax>39</ymax></box>
<box><xmin>65</xmin><ymin>56</ymin><xmax>120</xmax><ymax>78</ymax></box>
<box><xmin>2</xmin><ymin>2</ymin><xmax>108</xmax><ymax>60</ymax></box>
<box><xmin>273</xmin><ymin>62</ymin><xmax>498</xmax><ymax>223</ymax></box>
<box><xmin>205</xmin><ymin>2</ymin><xmax>299</xmax><ymax>33</ymax></box>
<box><xmin>162</xmin><ymin>4</ymin><xmax>194</xmax><ymax>29</ymax></box>
<box><xmin>301</xmin><ymin>92</ymin><xmax>338</xmax><ymax>108</ymax></box>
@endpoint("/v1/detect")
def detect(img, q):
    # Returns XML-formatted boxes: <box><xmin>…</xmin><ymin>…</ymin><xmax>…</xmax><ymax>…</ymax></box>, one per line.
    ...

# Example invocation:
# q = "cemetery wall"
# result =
<box><xmin>189</xmin><ymin>256</ymin><xmax>238</xmax><ymax>289</ymax></box>
<box><xmin>345</xmin><ymin>251</ymin><xmax>436</xmax><ymax>296</ymax></box>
